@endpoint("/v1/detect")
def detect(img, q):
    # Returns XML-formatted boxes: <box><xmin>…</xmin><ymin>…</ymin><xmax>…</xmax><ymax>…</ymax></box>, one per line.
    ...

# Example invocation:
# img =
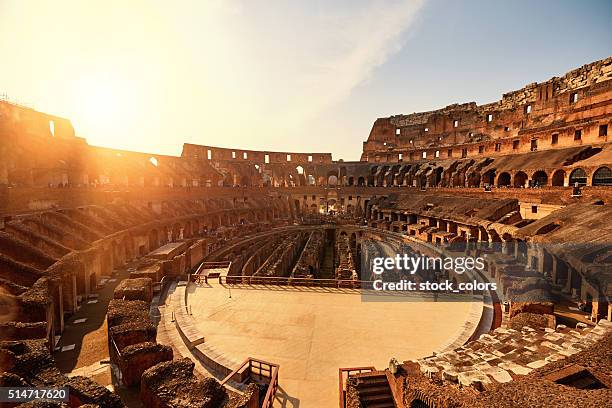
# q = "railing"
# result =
<box><xmin>110</xmin><ymin>335</ymin><xmax>122</xmax><ymax>360</ymax></box>
<box><xmin>220</xmin><ymin>357</ymin><xmax>279</xmax><ymax>408</ymax></box>
<box><xmin>219</xmin><ymin>274</ymin><xmax>376</xmax><ymax>289</ymax></box>
<box><xmin>338</xmin><ymin>366</ymin><xmax>376</xmax><ymax>408</ymax></box>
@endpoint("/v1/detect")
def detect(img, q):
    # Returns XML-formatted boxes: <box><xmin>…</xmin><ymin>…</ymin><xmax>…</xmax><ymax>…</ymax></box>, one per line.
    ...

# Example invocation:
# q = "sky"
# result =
<box><xmin>0</xmin><ymin>0</ymin><xmax>610</xmax><ymax>160</ymax></box>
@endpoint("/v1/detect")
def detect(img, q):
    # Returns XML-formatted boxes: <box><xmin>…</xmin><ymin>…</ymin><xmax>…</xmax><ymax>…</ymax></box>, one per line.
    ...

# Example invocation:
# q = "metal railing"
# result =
<box><xmin>220</xmin><ymin>357</ymin><xmax>279</xmax><ymax>408</ymax></box>
<box><xmin>338</xmin><ymin>366</ymin><xmax>376</xmax><ymax>408</ymax></box>
<box><xmin>219</xmin><ymin>274</ymin><xmax>376</xmax><ymax>289</ymax></box>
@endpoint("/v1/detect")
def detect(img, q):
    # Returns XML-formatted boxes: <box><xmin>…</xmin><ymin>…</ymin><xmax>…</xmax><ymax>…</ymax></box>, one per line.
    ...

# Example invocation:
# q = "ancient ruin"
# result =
<box><xmin>0</xmin><ymin>57</ymin><xmax>611</xmax><ymax>407</ymax></box>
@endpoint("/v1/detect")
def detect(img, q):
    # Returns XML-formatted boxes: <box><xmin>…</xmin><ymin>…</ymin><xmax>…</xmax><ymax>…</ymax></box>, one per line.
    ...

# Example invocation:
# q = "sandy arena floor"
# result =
<box><xmin>188</xmin><ymin>282</ymin><xmax>483</xmax><ymax>407</ymax></box>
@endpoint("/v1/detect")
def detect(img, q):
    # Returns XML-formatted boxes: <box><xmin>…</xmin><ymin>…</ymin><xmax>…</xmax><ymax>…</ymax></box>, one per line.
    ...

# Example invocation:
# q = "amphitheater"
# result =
<box><xmin>1</xmin><ymin>57</ymin><xmax>611</xmax><ymax>408</ymax></box>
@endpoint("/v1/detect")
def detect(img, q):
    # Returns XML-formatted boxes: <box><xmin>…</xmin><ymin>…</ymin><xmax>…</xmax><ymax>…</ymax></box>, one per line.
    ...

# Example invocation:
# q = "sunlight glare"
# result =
<box><xmin>70</xmin><ymin>72</ymin><xmax>135</xmax><ymax>136</ymax></box>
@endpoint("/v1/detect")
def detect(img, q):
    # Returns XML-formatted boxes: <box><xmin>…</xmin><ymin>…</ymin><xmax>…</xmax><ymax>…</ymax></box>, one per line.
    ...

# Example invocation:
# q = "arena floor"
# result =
<box><xmin>187</xmin><ymin>282</ymin><xmax>483</xmax><ymax>407</ymax></box>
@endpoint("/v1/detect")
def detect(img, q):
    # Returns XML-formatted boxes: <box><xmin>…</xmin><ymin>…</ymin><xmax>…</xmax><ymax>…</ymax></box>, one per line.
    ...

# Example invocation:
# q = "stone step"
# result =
<box><xmin>361</xmin><ymin>393</ymin><xmax>393</xmax><ymax>404</ymax></box>
<box><xmin>357</xmin><ymin>375</ymin><xmax>389</xmax><ymax>386</ymax></box>
<box><xmin>358</xmin><ymin>385</ymin><xmax>391</xmax><ymax>396</ymax></box>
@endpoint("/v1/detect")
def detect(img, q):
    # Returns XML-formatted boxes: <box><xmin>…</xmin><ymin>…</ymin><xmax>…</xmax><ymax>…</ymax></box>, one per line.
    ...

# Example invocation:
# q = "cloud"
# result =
<box><xmin>207</xmin><ymin>0</ymin><xmax>426</xmax><ymax>124</ymax></box>
<box><xmin>160</xmin><ymin>0</ymin><xmax>426</xmax><ymax>136</ymax></box>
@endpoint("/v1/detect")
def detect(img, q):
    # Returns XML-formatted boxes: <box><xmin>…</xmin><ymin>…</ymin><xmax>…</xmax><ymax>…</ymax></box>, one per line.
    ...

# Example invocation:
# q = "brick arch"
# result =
<box><xmin>496</xmin><ymin>172</ymin><xmax>511</xmax><ymax>187</ymax></box>
<box><xmin>569</xmin><ymin>168</ymin><xmax>587</xmax><ymax>186</ymax></box>
<box><xmin>513</xmin><ymin>171</ymin><xmax>528</xmax><ymax>188</ymax></box>
<box><xmin>551</xmin><ymin>169</ymin><xmax>566</xmax><ymax>186</ymax></box>
<box><xmin>592</xmin><ymin>166</ymin><xmax>612</xmax><ymax>186</ymax></box>
<box><xmin>531</xmin><ymin>170</ymin><xmax>548</xmax><ymax>186</ymax></box>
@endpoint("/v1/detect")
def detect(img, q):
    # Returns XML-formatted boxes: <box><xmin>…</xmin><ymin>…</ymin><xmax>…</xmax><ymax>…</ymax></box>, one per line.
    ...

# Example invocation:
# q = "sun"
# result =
<box><xmin>69</xmin><ymin>71</ymin><xmax>135</xmax><ymax>139</ymax></box>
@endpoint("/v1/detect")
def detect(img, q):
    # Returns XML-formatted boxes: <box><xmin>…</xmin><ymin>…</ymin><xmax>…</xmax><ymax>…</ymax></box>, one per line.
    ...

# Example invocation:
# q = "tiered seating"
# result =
<box><xmin>414</xmin><ymin>319</ymin><xmax>612</xmax><ymax>390</ymax></box>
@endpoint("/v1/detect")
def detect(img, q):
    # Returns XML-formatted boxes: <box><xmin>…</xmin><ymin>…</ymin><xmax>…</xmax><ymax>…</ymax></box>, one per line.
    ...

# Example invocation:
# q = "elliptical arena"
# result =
<box><xmin>1</xmin><ymin>58</ymin><xmax>611</xmax><ymax>408</ymax></box>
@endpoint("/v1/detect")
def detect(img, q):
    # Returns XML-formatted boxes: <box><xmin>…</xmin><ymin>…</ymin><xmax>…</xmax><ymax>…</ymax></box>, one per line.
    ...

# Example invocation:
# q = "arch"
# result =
<box><xmin>569</xmin><ymin>168</ymin><xmax>587</xmax><ymax>186</ymax></box>
<box><xmin>497</xmin><ymin>172</ymin><xmax>511</xmax><ymax>187</ymax></box>
<box><xmin>592</xmin><ymin>166</ymin><xmax>612</xmax><ymax>186</ymax></box>
<box><xmin>433</xmin><ymin>167</ymin><xmax>444</xmax><ymax>187</ymax></box>
<box><xmin>482</xmin><ymin>169</ymin><xmax>496</xmax><ymax>186</ymax></box>
<box><xmin>357</xmin><ymin>176</ymin><xmax>366</xmax><ymax>186</ymax></box>
<box><xmin>328</xmin><ymin>175</ymin><xmax>338</xmax><ymax>186</ymax></box>
<box><xmin>532</xmin><ymin>170</ymin><xmax>548</xmax><ymax>186</ymax></box>
<box><xmin>347</xmin><ymin>176</ymin><xmax>354</xmax><ymax>186</ymax></box>
<box><xmin>551</xmin><ymin>169</ymin><xmax>565</xmax><ymax>186</ymax></box>
<box><xmin>513</xmin><ymin>171</ymin><xmax>528</xmax><ymax>188</ymax></box>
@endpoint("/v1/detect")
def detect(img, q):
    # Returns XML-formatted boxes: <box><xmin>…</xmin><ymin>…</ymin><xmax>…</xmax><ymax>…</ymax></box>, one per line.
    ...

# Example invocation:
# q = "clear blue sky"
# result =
<box><xmin>0</xmin><ymin>0</ymin><xmax>610</xmax><ymax>160</ymax></box>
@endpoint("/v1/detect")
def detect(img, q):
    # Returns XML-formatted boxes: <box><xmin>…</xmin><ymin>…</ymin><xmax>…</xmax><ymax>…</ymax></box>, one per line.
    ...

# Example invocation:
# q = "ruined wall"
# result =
<box><xmin>362</xmin><ymin>57</ymin><xmax>612</xmax><ymax>163</ymax></box>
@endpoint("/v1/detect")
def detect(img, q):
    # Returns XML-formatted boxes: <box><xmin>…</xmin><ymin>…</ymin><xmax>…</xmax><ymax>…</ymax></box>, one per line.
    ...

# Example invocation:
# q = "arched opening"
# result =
<box><xmin>433</xmin><ymin>167</ymin><xmax>444</xmax><ymax>186</ymax></box>
<box><xmin>592</xmin><ymin>166</ymin><xmax>612</xmax><ymax>186</ymax></box>
<box><xmin>514</xmin><ymin>171</ymin><xmax>528</xmax><ymax>188</ymax></box>
<box><xmin>357</xmin><ymin>176</ymin><xmax>365</xmax><ymax>186</ymax></box>
<box><xmin>532</xmin><ymin>170</ymin><xmax>548</xmax><ymax>186</ymax></box>
<box><xmin>347</xmin><ymin>176</ymin><xmax>354</xmax><ymax>186</ymax></box>
<box><xmin>551</xmin><ymin>169</ymin><xmax>566</xmax><ymax>186</ymax></box>
<box><xmin>482</xmin><ymin>169</ymin><xmax>496</xmax><ymax>186</ymax></box>
<box><xmin>497</xmin><ymin>172</ymin><xmax>511</xmax><ymax>187</ymax></box>
<box><xmin>328</xmin><ymin>175</ymin><xmax>338</xmax><ymax>186</ymax></box>
<box><xmin>296</xmin><ymin>165</ymin><xmax>304</xmax><ymax>175</ymax></box>
<box><xmin>569</xmin><ymin>168</ymin><xmax>587</xmax><ymax>186</ymax></box>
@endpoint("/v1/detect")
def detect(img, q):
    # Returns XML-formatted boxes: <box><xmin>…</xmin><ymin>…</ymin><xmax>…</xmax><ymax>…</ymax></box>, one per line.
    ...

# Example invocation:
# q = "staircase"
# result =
<box><xmin>353</xmin><ymin>371</ymin><xmax>395</xmax><ymax>408</ymax></box>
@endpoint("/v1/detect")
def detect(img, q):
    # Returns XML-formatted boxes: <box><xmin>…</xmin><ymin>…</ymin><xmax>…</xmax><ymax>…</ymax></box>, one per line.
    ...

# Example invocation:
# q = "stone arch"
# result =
<box><xmin>466</xmin><ymin>171</ymin><xmax>480</xmax><ymax>188</ymax></box>
<box><xmin>569</xmin><ymin>168</ymin><xmax>587</xmax><ymax>186</ymax></box>
<box><xmin>432</xmin><ymin>167</ymin><xmax>444</xmax><ymax>187</ymax></box>
<box><xmin>497</xmin><ymin>172</ymin><xmax>511</xmax><ymax>187</ymax></box>
<box><xmin>347</xmin><ymin>176</ymin><xmax>354</xmax><ymax>186</ymax></box>
<box><xmin>551</xmin><ymin>169</ymin><xmax>565</xmax><ymax>186</ymax></box>
<box><xmin>482</xmin><ymin>169</ymin><xmax>496</xmax><ymax>186</ymax></box>
<box><xmin>306</xmin><ymin>174</ymin><xmax>315</xmax><ymax>185</ymax></box>
<box><xmin>514</xmin><ymin>171</ymin><xmax>528</xmax><ymax>188</ymax></box>
<box><xmin>532</xmin><ymin>170</ymin><xmax>548</xmax><ymax>186</ymax></box>
<box><xmin>327</xmin><ymin>174</ymin><xmax>338</xmax><ymax>186</ymax></box>
<box><xmin>357</xmin><ymin>176</ymin><xmax>366</xmax><ymax>186</ymax></box>
<box><xmin>592</xmin><ymin>166</ymin><xmax>612</xmax><ymax>186</ymax></box>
